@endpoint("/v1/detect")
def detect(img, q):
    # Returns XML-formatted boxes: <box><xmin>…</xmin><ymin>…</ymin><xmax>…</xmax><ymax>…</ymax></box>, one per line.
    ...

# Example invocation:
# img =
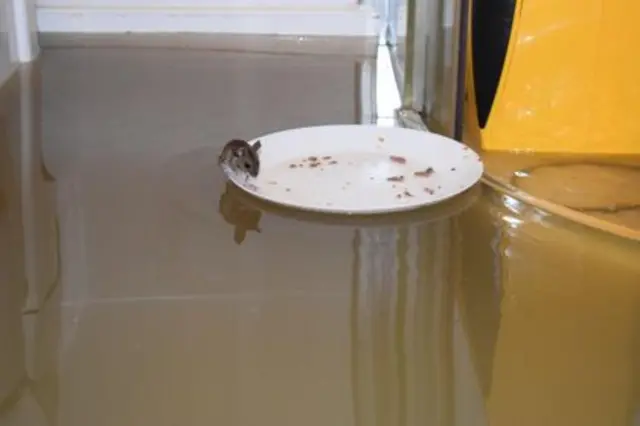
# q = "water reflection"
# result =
<box><xmin>0</xmin><ymin>67</ymin><xmax>60</xmax><ymax>426</ymax></box>
<box><xmin>457</xmin><ymin>187</ymin><xmax>640</xmax><ymax>426</ymax></box>
<box><xmin>218</xmin><ymin>183</ymin><xmax>263</xmax><ymax>245</ymax></box>
<box><xmin>218</xmin><ymin>175</ymin><xmax>475</xmax><ymax>426</ymax></box>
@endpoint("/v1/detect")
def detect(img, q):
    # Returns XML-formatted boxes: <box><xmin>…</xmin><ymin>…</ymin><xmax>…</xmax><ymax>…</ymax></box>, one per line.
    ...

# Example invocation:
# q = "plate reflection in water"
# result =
<box><xmin>216</xmin><ymin>177</ymin><xmax>481</xmax><ymax>426</ymax></box>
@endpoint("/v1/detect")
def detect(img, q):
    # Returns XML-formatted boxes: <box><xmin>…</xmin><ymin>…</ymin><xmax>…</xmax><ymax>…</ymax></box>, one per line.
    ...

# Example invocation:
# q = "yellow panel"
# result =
<box><xmin>589</xmin><ymin>1</ymin><xmax>640</xmax><ymax>151</ymax></box>
<box><xmin>466</xmin><ymin>0</ymin><xmax>640</xmax><ymax>154</ymax></box>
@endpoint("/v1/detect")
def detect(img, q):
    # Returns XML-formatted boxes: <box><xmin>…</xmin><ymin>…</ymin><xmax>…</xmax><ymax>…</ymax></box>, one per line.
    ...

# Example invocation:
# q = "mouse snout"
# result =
<box><xmin>247</xmin><ymin>163</ymin><xmax>259</xmax><ymax>177</ymax></box>
<box><xmin>238</xmin><ymin>158</ymin><xmax>258</xmax><ymax>177</ymax></box>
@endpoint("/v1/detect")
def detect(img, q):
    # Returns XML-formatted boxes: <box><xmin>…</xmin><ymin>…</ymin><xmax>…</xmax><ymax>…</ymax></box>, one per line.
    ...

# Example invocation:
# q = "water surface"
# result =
<box><xmin>0</xmin><ymin>45</ymin><xmax>638</xmax><ymax>426</ymax></box>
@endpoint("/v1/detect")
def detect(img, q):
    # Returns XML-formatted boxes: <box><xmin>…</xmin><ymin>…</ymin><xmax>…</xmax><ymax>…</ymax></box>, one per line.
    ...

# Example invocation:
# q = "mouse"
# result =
<box><xmin>218</xmin><ymin>139</ymin><xmax>262</xmax><ymax>179</ymax></box>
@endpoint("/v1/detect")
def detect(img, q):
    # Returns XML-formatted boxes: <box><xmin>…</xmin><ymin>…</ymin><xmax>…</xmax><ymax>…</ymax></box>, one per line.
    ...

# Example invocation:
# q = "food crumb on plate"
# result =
<box><xmin>387</xmin><ymin>175</ymin><xmax>405</xmax><ymax>182</ymax></box>
<box><xmin>424</xmin><ymin>188</ymin><xmax>434</xmax><ymax>195</ymax></box>
<box><xmin>413</xmin><ymin>167</ymin><xmax>434</xmax><ymax>177</ymax></box>
<box><xmin>389</xmin><ymin>155</ymin><xmax>407</xmax><ymax>164</ymax></box>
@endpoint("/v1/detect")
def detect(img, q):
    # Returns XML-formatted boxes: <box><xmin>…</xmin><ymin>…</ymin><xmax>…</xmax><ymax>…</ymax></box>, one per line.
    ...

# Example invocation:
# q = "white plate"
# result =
<box><xmin>225</xmin><ymin>124</ymin><xmax>484</xmax><ymax>215</ymax></box>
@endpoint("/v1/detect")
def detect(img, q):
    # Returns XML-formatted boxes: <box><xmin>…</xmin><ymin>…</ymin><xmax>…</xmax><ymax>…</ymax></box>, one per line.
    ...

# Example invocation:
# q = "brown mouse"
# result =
<box><xmin>218</xmin><ymin>139</ymin><xmax>262</xmax><ymax>179</ymax></box>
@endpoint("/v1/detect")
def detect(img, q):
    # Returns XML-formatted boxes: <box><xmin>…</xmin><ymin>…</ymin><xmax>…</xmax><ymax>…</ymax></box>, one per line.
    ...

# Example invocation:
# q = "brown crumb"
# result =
<box><xmin>413</xmin><ymin>167</ymin><xmax>435</xmax><ymax>178</ymax></box>
<box><xmin>378</xmin><ymin>136</ymin><xmax>385</xmax><ymax>142</ymax></box>
<box><xmin>322</xmin><ymin>156</ymin><xmax>332</xmax><ymax>160</ymax></box>
<box><xmin>289</xmin><ymin>164</ymin><xmax>298</xmax><ymax>169</ymax></box>
<box><xmin>424</xmin><ymin>188</ymin><xmax>434</xmax><ymax>195</ymax></box>
<box><xmin>450</xmin><ymin>167</ymin><xmax>456</xmax><ymax>171</ymax></box>
<box><xmin>403</xmin><ymin>190</ymin><xmax>414</xmax><ymax>197</ymax></box>
<box><xmin>396</xmin><ymin>194</ymin><xmax>402</xmax><ymax>199</ymax></box>
<box><xmin>387</xmin><ymin>175</ymin><xmax>405</xmax><ymax>182</ymax></box>
<box><xmin>389</xmin><ymin>155</ymin><xmax>407</xmax><ymax>164</ymax></box>
<box><xmin>285</xmin><ymin>188</ymin><xmax>291</xmax><ymax>192</ymax></box>
<box><xmin>309</xmin><ymin>162</ymin><xmax>321</xmax><ymax>168</ymax></box>
<box><xmin>329</xmin><ymin>160</ymin><xmax>338</xmax><ymax>165</ymax></box>
<box><xmin>308</xmin><ymin>156</ymin><xmax>318</xmax><ymax>162</ymax></box>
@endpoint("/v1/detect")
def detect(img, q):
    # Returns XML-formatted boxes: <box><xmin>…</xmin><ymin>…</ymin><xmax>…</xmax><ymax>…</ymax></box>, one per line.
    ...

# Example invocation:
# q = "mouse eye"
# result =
<box><xmin>243</xmin><ymin>162</ymin><xmax>252</xmax><ymax>170</ymax></box>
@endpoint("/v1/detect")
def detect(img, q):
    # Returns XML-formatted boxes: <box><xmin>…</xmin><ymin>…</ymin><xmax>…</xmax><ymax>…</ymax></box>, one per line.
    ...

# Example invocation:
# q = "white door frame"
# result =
<box><xmin>11</xmin><ymin>0</ymin><xmax>39</xmax><ymax>61</ymax></box>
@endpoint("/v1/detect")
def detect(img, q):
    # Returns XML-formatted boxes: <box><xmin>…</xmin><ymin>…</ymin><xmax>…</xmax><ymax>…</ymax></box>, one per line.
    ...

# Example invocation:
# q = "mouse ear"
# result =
<box><xmin>247</xmin><ymin>146</ymin><xmax>260</xmax><ymax>163</ymax></box>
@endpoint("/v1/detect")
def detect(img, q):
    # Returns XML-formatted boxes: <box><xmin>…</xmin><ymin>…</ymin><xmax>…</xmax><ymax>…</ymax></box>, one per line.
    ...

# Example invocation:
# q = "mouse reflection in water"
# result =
<box><xmin>218</xmin><ymin>182</ymin><xmax>262</xmax><ymax>244</ymax></box>
<box><xmin>218</xmin><ymin>139</ymin><xmax>262</xmax><ymax>180</ymax></box>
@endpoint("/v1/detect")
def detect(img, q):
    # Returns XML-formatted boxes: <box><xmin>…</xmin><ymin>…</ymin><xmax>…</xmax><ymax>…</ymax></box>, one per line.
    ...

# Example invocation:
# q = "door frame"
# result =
<box><xmin>7</xmin><ymin>0</ymin><xmax>38</xmax><ymax>63</ymax></box>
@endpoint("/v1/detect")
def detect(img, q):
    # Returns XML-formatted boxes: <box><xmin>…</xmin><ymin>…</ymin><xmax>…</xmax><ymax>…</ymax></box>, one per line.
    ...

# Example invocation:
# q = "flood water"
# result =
<box><xmin>1</xmin><ymin>43</ymin><xmax>639</xmax><ymax>426</ymax></box>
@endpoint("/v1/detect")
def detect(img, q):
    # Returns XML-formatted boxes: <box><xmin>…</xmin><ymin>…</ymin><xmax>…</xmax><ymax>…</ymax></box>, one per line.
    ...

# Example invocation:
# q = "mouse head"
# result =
<box><xmin>220</xmin><ymin>139</ymin><xmax>262</xmax><ymax>178</ymax></box>
<box><xmin>233</xmin><ymin>145</ymin><xmax>260</xmax><ymax>177</ymax></box>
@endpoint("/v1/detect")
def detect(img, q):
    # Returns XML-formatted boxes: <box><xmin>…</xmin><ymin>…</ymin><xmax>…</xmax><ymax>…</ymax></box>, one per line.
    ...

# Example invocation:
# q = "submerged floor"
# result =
<box><xmin>0</xmin><ymin>38</ymin><xmax>640</xmax><ymax>426</ymax></box>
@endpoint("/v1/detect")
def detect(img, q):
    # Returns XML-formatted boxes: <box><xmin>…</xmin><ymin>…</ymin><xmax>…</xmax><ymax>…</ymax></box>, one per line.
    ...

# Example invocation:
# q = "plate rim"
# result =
<box><xmin>223</xmin><ymin>181</ymin><xmax>482</xmax><ymax>227</ymax></box>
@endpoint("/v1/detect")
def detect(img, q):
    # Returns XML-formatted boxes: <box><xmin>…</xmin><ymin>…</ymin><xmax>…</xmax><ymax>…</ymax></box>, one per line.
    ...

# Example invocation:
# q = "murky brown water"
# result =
<box><xmin>1</xmin><ymin>44</ymin><xmax>639</xmax><ymax>426</ymax></box>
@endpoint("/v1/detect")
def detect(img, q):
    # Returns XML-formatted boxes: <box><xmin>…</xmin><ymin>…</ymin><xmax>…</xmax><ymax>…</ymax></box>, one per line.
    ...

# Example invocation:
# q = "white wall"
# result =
<box><xmin>38</xmin><ymin>0</ymin><xmax>358</xmax><ymax>6</ymax></box>
<box><xmin>0</xmin><ymin>0</ymin><xmax>39</xmax><ymax>84</ymax></box>
<box><xmin>0</xmin><ymin>0</ymin><xmax>17</xmax><ymax>85</ymax></box>
<box><xmin>36</xmin><ymin>0</ymin><xmax>381</xmax><ymax>36</ymax></box>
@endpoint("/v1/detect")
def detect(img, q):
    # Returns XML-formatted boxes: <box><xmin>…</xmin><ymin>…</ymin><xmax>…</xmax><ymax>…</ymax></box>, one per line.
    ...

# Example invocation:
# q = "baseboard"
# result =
<box><xmin>36</xmin><ymin>4</ymin><xmax>382</xmax><ymax>37</ymax></box>
<box><xmin>38</xmin><ymin>33</ymin><xmax>379</xmax><ymax>57</ymax></box>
